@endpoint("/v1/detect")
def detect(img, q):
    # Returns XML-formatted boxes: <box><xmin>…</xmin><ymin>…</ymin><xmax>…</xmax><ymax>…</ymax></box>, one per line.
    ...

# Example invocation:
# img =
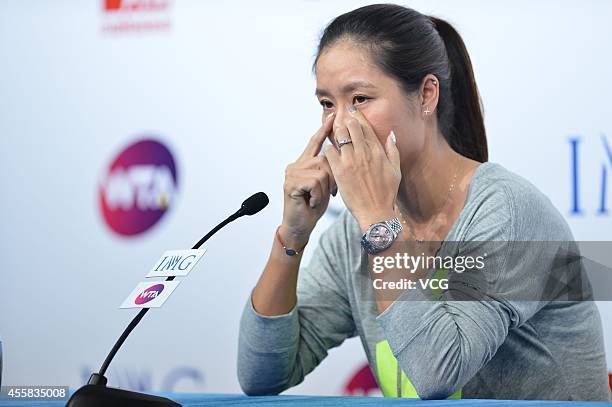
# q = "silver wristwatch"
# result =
<box><xmin>360</xmin><ymin>218</ymin><xmax>403</xmax><ymax>255</ymax></box>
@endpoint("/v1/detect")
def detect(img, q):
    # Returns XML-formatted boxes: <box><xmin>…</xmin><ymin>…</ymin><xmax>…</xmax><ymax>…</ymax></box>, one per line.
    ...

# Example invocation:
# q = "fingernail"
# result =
<box><xmin>390</xmin><ymin>130</ymin><xmax>396</xmax><ymax>144</ymax></box>
<box><xmin>348</xmin><ymin>105</ymin><xmax>357</xmax><ymax>113</ymax></box>
<box><xmin>327</xmin><ymin>112</ymin><xmax>335</xmax><ymax>119</ymax></box>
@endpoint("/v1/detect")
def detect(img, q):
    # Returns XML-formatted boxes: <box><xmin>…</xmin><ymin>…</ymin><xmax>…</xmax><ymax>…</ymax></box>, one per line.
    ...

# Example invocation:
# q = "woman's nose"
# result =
<box><xmin>332</xmin><ymin>105</ymin><xmax>352</xmax><ymax>132</ymax></box>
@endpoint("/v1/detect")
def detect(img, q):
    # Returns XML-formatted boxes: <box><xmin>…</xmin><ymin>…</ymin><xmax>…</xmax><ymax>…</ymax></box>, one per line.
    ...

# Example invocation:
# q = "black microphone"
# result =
<box><xmin>192</xmin><ymin>192</ymin><xmax>269</xmax><ymax>250</ymax></box>
<box><xmin>67</xmin><ymin>192</ymin><xmax>269</xmax><ymax>407</ymax></box>
<box><xmin>236</xmin><ymin>191</ymin><xmax>269</xmax><ymax>216</ymax></box>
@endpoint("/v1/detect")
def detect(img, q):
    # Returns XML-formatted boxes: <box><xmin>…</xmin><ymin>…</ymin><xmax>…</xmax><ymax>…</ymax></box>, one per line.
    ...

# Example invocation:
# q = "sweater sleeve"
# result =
<box><xmin>237</xmin><ymin>213</ymin><xmax>357</xmax><ymax>395</ymax></box>
<box><xmin>375</xmin><ymin>178</ymin><xmax>576</xmax><ymax>399</ymax></box>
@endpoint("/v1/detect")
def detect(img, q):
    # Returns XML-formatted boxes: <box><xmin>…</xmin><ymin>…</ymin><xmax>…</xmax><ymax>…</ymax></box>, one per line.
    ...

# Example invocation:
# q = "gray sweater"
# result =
<box><xmin>237</xmin><ymin>162</ymin><xmax>610</xmax><ymax>400</ymax></box>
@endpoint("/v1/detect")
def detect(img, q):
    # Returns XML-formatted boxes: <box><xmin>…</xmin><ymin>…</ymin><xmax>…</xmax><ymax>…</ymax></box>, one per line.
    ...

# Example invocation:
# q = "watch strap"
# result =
<box><xmin>384</xmin><ymin>218</ymin><xmax>403</xmax><ymax>237</ymax></box>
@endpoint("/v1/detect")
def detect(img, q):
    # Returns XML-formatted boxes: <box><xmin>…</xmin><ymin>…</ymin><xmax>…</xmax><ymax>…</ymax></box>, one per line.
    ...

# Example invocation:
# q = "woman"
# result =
<box><xmin>237</xmin><ymin>4</ymin><xmax>609</xmax><ymax>400</ymax></box>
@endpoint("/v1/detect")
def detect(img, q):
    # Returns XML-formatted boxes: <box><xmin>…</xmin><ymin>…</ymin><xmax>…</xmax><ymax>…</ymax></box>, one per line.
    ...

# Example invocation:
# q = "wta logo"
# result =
<box><xmin>135</xmin><ymin>283</ymin><xmax>165</xmax><ymax>305</ymax></box>
<box><xmin>99</xmin><ymin>138</ymin><xmax>178</xmax><ymax>236</ymax></box>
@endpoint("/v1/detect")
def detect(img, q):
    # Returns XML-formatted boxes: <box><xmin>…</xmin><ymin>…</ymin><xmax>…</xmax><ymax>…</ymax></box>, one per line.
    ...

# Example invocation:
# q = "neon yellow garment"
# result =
<box><xmin>375</xmin><ymin>339</ymin><xmax>462</xmax><ymax>398</ymax></box>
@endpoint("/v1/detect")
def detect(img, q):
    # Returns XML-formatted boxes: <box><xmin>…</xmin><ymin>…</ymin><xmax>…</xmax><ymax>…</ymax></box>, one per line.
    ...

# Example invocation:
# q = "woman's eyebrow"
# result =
<box><xmin>315</xmin><ymin>81</ymin><xmax>376</xmax><ymax>97</ymax></box>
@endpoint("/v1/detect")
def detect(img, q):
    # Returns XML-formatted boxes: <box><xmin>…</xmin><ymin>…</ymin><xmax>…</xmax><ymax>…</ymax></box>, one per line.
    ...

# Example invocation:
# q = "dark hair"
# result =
<box><xmin>313</xmin><ymin>4</ymin><xmax>488</xmax><ymax>162</ymax></box>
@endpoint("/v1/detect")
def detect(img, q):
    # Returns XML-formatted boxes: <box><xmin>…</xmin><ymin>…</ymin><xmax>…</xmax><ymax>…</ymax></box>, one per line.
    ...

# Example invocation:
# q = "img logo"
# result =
<box><xmin>569</xmin><ymin>134</ymin><xmax>611</xmax><ymax>215</ymax></box>
<box><xmin>99</xmin><ymin>138</ymin><xmax>178</xmax><ymax>236</ymax></box>
<box><xmin>135</xmin><ymin>283</ymin><xmax>165</xmax><ymax>305</ymax></box>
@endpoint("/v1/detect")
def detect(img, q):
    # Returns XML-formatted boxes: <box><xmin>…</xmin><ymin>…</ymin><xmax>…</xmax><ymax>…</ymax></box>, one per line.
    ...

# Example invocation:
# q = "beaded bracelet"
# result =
<box><xmin>275</xmin><ymin>225</ymin><xmax>308</xmax><ymax>256</ymax></box>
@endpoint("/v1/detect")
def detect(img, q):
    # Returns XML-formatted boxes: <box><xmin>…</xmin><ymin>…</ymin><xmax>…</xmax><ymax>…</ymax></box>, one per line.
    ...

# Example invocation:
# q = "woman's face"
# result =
<box><xmin>315</xmin><ymin>40</ymin><xmax>428</xmax><ymax>162</ymax></box>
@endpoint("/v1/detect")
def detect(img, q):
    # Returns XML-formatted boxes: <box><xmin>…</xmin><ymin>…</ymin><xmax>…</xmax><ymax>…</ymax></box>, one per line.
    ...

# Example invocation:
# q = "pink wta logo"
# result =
<box><xmin>135</xmin><ymin>283</ymin><xmax>165</xmax><ymax>305</ymax></box>
<box><xmin>99</xmin><ymin>138</ymin><xmax>178</xmax><ymax>236</ymax></box>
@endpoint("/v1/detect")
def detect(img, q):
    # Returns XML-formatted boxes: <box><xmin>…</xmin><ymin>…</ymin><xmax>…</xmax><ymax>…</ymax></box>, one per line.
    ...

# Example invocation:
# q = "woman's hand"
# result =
<box><xmin>324</xmin><ymin>107</ymin><xmax>402</xmax><ymax>232</ymax></box>
<box><xmin>280</xmin><ymin>112</ymin><xmax>337</xmax><ymax>248</ymax></box>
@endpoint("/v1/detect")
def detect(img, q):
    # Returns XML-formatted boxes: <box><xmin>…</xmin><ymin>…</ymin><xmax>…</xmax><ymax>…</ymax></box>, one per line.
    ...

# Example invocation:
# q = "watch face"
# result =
<box><xmin>367</xmin><ymin>224</ymin><xmax>393</xmax><ymax>249</ymax></box>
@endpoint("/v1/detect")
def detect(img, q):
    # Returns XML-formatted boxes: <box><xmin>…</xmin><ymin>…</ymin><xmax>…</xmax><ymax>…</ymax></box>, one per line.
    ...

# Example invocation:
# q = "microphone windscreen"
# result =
<box><xmin>241</xmin><ymin>192</ymin><xmax>269</xmax><ymax>216</ymax></box>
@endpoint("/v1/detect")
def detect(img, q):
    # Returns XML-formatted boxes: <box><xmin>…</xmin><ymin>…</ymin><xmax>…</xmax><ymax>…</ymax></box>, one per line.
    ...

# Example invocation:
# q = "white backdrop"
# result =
<box><xmin>0</xmin><ymin>0</ymin><xmax>610</xmax><ymax>396</ymax></box>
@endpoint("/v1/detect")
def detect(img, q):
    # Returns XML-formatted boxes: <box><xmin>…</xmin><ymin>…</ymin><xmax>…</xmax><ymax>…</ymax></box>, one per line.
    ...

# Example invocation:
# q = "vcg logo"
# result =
<box><xmin>135</xmin><ymin>283</ymin><xmax>165</xmax><ymax>305</ymax></box>
<box><xmin>99</xmin><ymin>138</ymin><xmax>178</xmax><ymax>236</ymax></box>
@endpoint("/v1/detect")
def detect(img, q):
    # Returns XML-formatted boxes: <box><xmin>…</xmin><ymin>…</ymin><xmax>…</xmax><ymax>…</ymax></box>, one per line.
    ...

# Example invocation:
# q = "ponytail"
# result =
<box><xmin>428</xmin><ymin>16</ymin><xmax>488</xmax><ymax>162</ymax></box>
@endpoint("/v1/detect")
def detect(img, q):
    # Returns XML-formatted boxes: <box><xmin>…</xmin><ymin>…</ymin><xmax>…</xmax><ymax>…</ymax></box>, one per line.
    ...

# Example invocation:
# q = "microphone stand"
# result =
<box><xmin>67</xmin><ymin>193</ymin><xmax>268</xmax><ymax>406</ymax></box>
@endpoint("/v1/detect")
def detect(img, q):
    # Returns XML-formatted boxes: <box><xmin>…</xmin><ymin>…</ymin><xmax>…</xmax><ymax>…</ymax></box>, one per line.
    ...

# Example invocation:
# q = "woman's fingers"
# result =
<box><xmin>293</xmin><ymin>155</ymin><xmax>337</xmax><ymax>196</ymax></box>
<box><xmin>284</xmin><ymin>168</ymin><xmax>330</xmax><ymax>208</ymax></box>
<box><xmin>347</xmin><ymin>107</ymin><xmax>383</xmax><ymax>152</ymax></box>
<box><xmin>323</xmin><ymin>143</ymin><xmax>341</xmax><ymax>178</ymax></box>
<box><xmin>299</xmin><ymin>112</ymin><xmax>335</xmax><ymax>161</ymax></box>
<box><xmin>344</xmin><ymin>117</ymin><xmax>368</xmax><ymax>155</ymax></box>
<box><xmin>313</xmin><ymin>155</ymin><xmax>337</xmax><ymax>196</ymax></box>
<box><xmin>385</xmin><ymin>130</ymin><xmax>401</xmax><ymax>169</ymax></box>
<box><xmin>333</xmin><ymin>126</ymin><xmax>355</xmax><ymax>160</ymax></box>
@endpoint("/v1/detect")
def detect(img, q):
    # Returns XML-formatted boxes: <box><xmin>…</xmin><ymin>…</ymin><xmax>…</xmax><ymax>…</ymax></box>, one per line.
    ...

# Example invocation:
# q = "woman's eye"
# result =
<box><xmin>320</xmin><ymin>100</ymin><xmax>333</xmax><ymax>109</ymax></box>
<box><xmin>353</xmin><ymin>95</ymin><xmax>369</xmax><ymax>104</ymax></box>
